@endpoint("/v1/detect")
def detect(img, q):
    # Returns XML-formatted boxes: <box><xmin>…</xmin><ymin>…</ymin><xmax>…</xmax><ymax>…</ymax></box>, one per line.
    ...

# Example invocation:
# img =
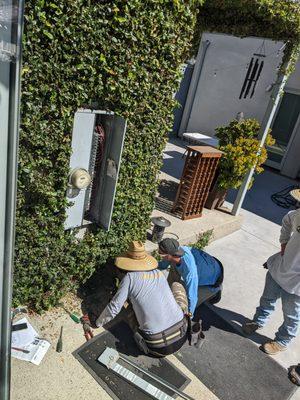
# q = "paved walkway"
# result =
<box><xmin>146</xmin><ymin>138</ymin><xmax>242</xmax><ymax>252</ymax></box>
<box><xmin>11</xmin><ymin>299</ymin><xmax>218</xmax><ymax>400</ymax></box>
<box><xmin>11</xmin><ymin>168</ymin><xmax>300</xmax><ymax>399</ymax></box>
<box><xmin>206</xmin><ymin>169</ymin><xmax>300</xmax><ymax>399</ymax></box>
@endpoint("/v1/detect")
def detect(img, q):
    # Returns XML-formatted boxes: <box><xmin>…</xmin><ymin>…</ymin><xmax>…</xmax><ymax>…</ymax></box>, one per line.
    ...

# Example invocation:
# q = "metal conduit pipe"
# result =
<box><xmin>232</xmin><ymin>68</ymin><xmax>289</xmax><ymax>216</ymax></box>
<box><xmin>0</xmin><ymin>2</ymin><xmax>24</xmax><ymax>399</ymax></box>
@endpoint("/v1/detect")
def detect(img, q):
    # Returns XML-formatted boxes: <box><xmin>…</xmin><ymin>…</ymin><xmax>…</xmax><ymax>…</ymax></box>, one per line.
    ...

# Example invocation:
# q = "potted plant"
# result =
<box><xmin>205</xmin><ymin>119</ymin><xmax>274</xmax><ymax>209</ymax></box>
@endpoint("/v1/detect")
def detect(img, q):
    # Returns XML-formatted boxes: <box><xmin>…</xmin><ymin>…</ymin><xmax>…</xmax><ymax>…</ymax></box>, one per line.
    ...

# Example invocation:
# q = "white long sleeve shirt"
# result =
<box><xmin>95</xmin><ymin>270</ymin><xmax>183</xmax><ymax>335</ymax></box>
<box><xmin>267</xmin><ymin>208</ymin><xmax>300</xmax><ymax>296</ymax></box>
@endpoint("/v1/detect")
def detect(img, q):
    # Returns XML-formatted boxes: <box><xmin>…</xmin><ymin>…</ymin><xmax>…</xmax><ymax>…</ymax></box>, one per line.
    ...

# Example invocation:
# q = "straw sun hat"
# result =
<box><xmin>115</xmin><ymin>241</ymin><xmax>158</xmax><ymax>272</ymax></box>
<box><xmin>290</xmin><ymin>189</ymin><xmax>300</xmax><ymax>203</ymax></box>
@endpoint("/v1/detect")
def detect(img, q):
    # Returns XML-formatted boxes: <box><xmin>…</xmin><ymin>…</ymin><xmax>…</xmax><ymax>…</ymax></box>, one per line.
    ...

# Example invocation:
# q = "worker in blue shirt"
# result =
<box><xmin>158</xmin><ymin>238</ymin><xmax>224</xmax><ymax>317</ymax></box>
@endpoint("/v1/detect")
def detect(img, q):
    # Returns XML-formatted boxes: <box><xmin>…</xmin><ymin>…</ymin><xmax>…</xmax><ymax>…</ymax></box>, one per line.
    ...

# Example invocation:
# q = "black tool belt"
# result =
<box><xmin>212</xmin><ymin>257</ymin><xmax>224</xmax><ymax>288</ymax></box>
<box><xmin>141</xmin><ymin>317</ymin><xmax>188</xmax><ymax>349</ymax></box>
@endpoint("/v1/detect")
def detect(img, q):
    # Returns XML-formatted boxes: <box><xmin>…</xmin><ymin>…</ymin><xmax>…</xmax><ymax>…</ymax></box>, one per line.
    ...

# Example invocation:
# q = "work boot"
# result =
<box><xmin>261</xmin><ymin>341</ymin><xmax>287</xmax><ymax>355</ymax></box>
<box><xmin>242</xmin><ymin>321</ymin><xmax>261</xmax><ymax>335</ymax></box>
<box><xmin>288</xmin><ymin>364</ymin><xmax>300</xmax><ymax>386</ymax></box>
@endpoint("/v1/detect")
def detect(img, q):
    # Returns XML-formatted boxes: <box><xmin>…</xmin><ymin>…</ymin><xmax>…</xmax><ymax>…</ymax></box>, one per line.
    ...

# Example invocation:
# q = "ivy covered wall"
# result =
<box><xmin>14</xmin><ymin>0</ymin><xmax>300</xmax><ymax>311</ymax></box>
<box><xmin>15</xmin><ymin>0</ymin><xmax>200</xmax><ymax>310</ymax></box>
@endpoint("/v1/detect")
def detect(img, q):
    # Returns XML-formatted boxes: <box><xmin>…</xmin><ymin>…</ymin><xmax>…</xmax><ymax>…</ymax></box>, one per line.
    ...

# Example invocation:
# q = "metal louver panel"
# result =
<box><xmin>89</xmin><ymin>115</ymin><xmax>126</xmax><ymax>230</ymax></box>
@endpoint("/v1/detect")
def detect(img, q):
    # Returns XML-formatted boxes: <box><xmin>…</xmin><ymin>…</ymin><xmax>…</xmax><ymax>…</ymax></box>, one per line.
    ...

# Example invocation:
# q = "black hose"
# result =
<box><xmin>271</xmin><ymin>185</ymin><xmax>300</xmax><ymax>209</ymax></box>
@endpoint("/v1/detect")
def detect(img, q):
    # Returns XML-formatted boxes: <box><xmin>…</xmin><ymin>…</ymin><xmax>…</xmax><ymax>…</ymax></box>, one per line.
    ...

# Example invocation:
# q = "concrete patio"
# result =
<box><xmin>11</xmin><ymin>294</ymin><xmax>219</xmax><ymax>400</ymax></box>
<box><xmin>146</xmin><ymin>138</ymin><xmax>243</xmax><ymax>252</ymax></box>
<box><xmin>206</xmin><ymin>168</ymin><xmax>300</xmax><ymax>399</ymax></box>
<box><xmin>11</xmin><ymin>154</ymin><xmax>300</xmax><ymax>400</ymax></box>
<box><xmin>11</xmin><ymin>167</ymin><xmax>300</xmax><ymax>400</ymax></box>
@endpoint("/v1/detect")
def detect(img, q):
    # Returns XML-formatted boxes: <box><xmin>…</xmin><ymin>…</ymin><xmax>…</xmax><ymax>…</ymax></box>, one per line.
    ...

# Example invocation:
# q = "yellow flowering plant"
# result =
<box><xmin>215</xmin><ymin>119</ymin><xmax>275</xmax><ymax>190</ymax></box>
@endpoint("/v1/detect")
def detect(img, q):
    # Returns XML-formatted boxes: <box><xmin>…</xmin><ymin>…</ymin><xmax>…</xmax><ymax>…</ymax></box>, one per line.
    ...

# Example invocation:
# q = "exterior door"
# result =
<box><xmin>266</xmin><ymin>91</ymin><xmax>300</xmax><ymax>169</ymax></box>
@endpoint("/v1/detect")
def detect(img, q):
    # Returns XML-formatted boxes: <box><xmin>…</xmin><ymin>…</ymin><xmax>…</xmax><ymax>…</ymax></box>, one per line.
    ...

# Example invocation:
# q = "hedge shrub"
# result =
<box><xmin>14</xmin><ymin>0</ymin><xmax>200</xmax><ymax>310</ymax></box>
<box><xmin>14</xmin><ymin>0</ymin><xmax>300</xmax><ymax>311</ymax></box>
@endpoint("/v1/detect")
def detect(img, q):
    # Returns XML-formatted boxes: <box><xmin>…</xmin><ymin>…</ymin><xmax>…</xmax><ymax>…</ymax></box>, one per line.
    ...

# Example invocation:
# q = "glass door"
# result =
<box><xmin>266</xmin><ymin>92</ymin><xmax>300</xmax><ymax>169</ymax></box>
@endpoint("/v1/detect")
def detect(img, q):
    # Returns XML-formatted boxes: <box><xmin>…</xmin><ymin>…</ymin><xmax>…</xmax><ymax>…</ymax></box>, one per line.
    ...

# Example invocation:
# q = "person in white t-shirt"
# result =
<box><xmin>243</xmin><ymin>189</ymin><xmax>300</xmax><ymax>355</ymax></box>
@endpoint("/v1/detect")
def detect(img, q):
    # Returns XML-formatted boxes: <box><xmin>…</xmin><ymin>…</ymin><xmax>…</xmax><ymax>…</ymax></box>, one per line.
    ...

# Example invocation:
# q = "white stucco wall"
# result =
<box><xmin>285</xmin><ymin>58</ymin><xmax>300</xmax><ymax>92</ymax></box>
<box><xmin>185</xmin><ymin>33</ymin><xmax>284</xmax><ymax>136</ymax></box>
<box><xmin>281</xmin><ymin>57</ymin><xmax>300</xmax><ymax>178</ymax></box>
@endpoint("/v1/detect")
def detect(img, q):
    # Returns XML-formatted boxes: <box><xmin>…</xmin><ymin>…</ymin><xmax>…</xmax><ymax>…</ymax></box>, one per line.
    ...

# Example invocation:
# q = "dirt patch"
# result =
<box><xmin>77</xmin><ymin>262</ymin><xmax>118</xmax><ymax>326</ymax></box>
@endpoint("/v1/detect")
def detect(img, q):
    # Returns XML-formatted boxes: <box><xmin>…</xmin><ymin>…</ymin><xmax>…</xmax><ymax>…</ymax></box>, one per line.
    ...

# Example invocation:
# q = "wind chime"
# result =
<box><xmin>239</xmin><ymin>40</ymin><xmax>266</xmax><ymax>99</ymax></box>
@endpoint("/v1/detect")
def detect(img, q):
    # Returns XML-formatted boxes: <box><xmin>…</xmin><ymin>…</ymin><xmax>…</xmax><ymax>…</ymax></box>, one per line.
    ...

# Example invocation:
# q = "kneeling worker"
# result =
<box><xmin>158</xmin><ymin>238</ymin><xmax>223</xmax><ymax>318</ymax></box>
<box><xmin>95</xmin><ymin>241</ymin><xmax>188</xmax><ymax>356</ymax></box>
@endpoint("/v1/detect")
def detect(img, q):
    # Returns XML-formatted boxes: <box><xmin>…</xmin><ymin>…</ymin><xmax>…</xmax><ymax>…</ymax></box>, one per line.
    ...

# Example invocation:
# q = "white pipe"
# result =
<box><xmin>231</xmin><ymin>71</ymin><xmax>289</xmax><ymax>216</ymax></box>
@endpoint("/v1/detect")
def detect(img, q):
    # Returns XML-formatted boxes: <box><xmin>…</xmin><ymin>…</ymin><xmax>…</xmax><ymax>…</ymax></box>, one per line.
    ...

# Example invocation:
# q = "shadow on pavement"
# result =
<box><xmin>160</xmin><ymin>150</ymin><xmax>185</xmax><ymax>180</ymax></box>
<box><xmin>194</xmin><ymin>304</ymin><xmax>272</xmax><ymax>346</ymax></box>
<box><xmin>226</xmin><ymin>168</ymin><xmax>299</xmax><ymax>225</ymax></box>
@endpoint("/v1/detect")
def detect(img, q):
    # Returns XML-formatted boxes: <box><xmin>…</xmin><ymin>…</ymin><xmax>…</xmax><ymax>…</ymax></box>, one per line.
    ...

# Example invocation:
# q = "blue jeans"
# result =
<box><xmin>253</xmin><ymin>272</ymin><xmax>300</xmax><ymax>347</ymax></box>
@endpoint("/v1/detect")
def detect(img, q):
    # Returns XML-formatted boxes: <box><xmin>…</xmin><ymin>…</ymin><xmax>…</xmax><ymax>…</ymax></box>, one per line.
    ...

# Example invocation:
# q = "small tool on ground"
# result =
<box><xmin>56</xmin><ymin>326</ymin><xmax>63</xmax><ymax>353</ymax></box>
<box><xmin>70</xmin><ymin>313</ymin><xmax>81</xmax><ymax>323</ymax></box>
<box><xmin>12</xmin><ymin>322</ymin><xmax>28</xmax><ymax>332</ymax></box>
<box><xmin>58</xmin><ymin>302</ymin><xmax>81</xmax><ymax>323</ymax></box>
<box><xmin>12</xmin><ymin>347</ymin><xmax>30</xmax><ymax>354</ymax></box>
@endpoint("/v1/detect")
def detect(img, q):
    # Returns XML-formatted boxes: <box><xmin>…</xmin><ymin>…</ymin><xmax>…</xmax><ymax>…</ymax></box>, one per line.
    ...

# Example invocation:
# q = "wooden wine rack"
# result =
<box><xmin>172</xmin><ymin>146</ymin><xmax>222</xmax><ymax>220</ymax></box>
